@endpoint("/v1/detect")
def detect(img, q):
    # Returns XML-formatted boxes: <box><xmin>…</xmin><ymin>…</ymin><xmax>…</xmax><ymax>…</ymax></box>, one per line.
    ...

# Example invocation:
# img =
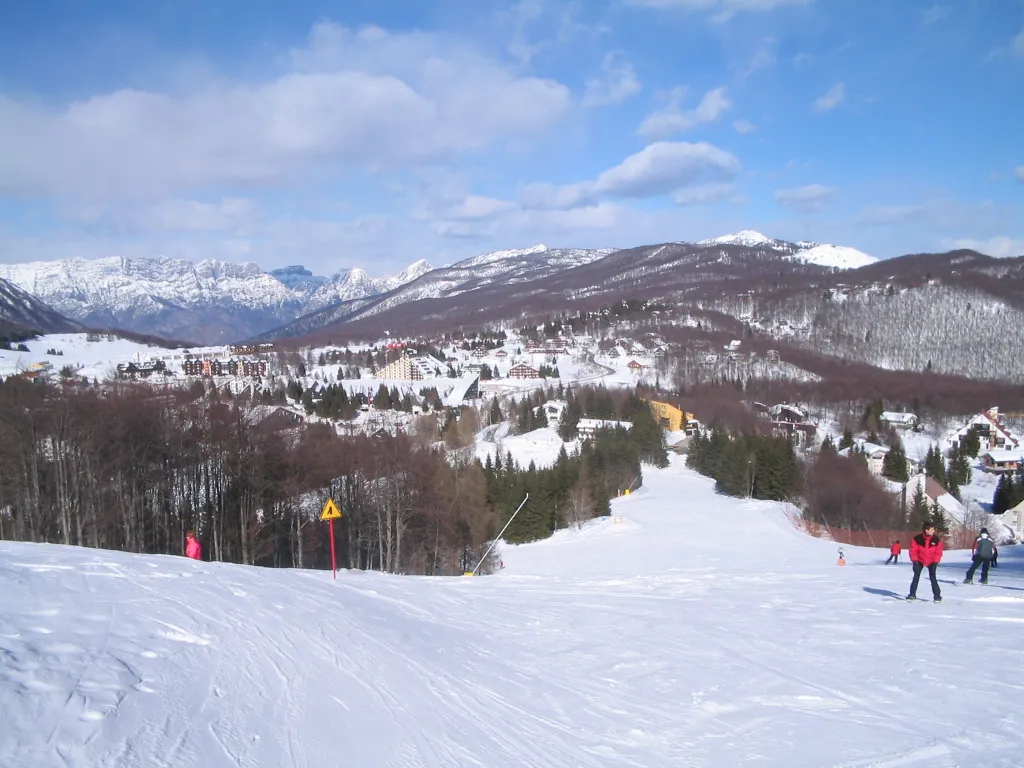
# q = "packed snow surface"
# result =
<box><xmin>4</xmin><ymin>458</ymin><xmax>1024</xmax><ymax>767</ymax></box>
<box><xmin>699</xmin><ymin>229</ymin><xmax>773</xmax><ymax>247</ymax></box>
<box><xmin>790</xmin><ymin>243</ymin><xmax>877</xmax><ymax>269</ymax></box>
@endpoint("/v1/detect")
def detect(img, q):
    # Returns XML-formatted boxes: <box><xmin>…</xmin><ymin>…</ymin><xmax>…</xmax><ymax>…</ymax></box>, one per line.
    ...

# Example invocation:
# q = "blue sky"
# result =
<box><xmin>0</xmin><ymin>0</ymin><xmax>1022</xmax><ymax>276</ymax></box>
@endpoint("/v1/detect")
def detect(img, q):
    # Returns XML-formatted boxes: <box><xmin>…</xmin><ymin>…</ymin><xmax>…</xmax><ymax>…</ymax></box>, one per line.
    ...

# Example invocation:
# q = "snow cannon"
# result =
<box><xmin>837</xmin><ymin>547</ymin><xmax>846</xmax><ymax>566</ymax></box>
<box><xmin>463</xmin><ymin>572</ymin><xmax>475</xmax><ymax>577</ymax></box>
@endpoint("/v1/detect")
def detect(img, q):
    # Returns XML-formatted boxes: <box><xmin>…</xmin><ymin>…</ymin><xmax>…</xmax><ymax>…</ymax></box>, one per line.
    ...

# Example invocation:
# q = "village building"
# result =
<box><xmin>880</xmin><ymin>411</ymin><xmax>918</xmax><ymax>430</ymax></box>
<box><xmin>646</xmin><ymin>399</ymin><xmax>693</xmax><ymax>432</ymax></box>
<box><xmin>627</xmin><ymin>359</ymin><xmax>647</xmax><ymax>372</ymax></box>
<box><xmin>443</xmin><ymin>375</ymin><xmax>481</xmax><ymax>407</ymax></box>
<box><xmin>116</xmin><ymin>360</ymin><xmax>167</xmax><ymax>380</ymax></box>
<box><xmin>997</xmin><ymin>499</ymin><xmax>1024</xmax><ymax>542</ymax></box>
<box><xmin>376</xmin><ymin>355</ymin><xmax>440</xmax><ymax>381</ymax></box>
<box><xmin>838</xmin><ymin>440</ymin><xmax>916</xmax><ymax>478</ymax></box>
<box><xmin>980</xmin><ymin>449</ymin><xmax>1024</xmax><ymax>474</ymax></box>
<box><xmin>903</xmin><ymin>473</ymin><xmax>966</xmax><ymax>528</ymax></box>
<box><xmin>577</xmin><ymin>418</ymin><xmax>633</xmax><ymax>438</ymax></box>
<box><xmin>507</xmin><ymin>363</ymin><xmax>542</xmax><ymax>380</ymax></box>
<box><xmin>943</xmin><ymin>407</ymin><xmax>1021</xmax><ymax>453</ymax></box>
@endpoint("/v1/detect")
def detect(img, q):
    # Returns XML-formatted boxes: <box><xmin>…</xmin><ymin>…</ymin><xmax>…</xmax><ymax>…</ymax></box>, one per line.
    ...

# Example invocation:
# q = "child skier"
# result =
<box><xmin>185</xmin><ymin>530</ymin><xmax>202</xmax><ymax>561</ymax></box>
<box><xmin>907</xmin><ymin>524</ymin><xmax>943</xmax><ymax>602</ymax></box>
<box><xmin>963</xmin><ymin>527</ymin><xmax>997</xmax><ymax>584</ymax></box>
<box><xmin>885</xmin><ymin>540</ymin><xmax>902</xmax><ymax>564</ymax></box>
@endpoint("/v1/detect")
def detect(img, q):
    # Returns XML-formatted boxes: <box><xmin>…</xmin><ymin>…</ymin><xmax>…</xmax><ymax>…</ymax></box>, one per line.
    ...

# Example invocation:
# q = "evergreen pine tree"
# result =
<box><xmin>839</xmin><ymin>428</ymin><xmax>855</xmax><ymax>451</ymax></box>
<box><xmin>909</xmin><ymin>481</ymin><xmax>930</xmax><ymax>530</ymax></box>
<box><xmin>881</xmin><ymin>437</ymin><xmax>910</xmax><ymax>483</ymax></box>
<box><xmin>961</xmin><ymin>430</ymin><xmax>981</xmax><ymax>458</ymax></box>
<box><xmin>924</xmin><ymin>445</ymin><xmax>947</xmax><ymax>488</ymax></box>
<box><xmin>489</xmin><ymin>397</ymin><xmax>503</xmax><ymax>425</ymax></box>
<box><xmin>992</xmin><ymin>474</ymin><xmax>1012</xmax><ymax>516</ymax></box>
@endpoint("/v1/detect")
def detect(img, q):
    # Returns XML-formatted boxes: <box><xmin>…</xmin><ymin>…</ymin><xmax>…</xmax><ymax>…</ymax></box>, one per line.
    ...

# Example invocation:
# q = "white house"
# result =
<box><xmin>904</xmin><ymin>473</ymin><xmax>967</xmax><ymax>528</ymax></box>
<box><xmin>838</xmin><ymin>439</ymin><xmax>917</xmax><ymax>479</ymax></box>
<box><xmin>998</xmin><ymin>499</ymin><xmax>1024</xmax><ymax>542</ymax></box>
<box><xmin>577</xmin><ymin>418</ymin><xmax>633</xmax><ymax>438</ymax></box>
<box><xmin>880</xmin><ymin>411</ymin><xmax>918</xmax><ymax>430</ymax></box>
<box><xmin>943</xmin><ymin>407</ymin><xmax>1021</xmax><ymax>453</ymax></box>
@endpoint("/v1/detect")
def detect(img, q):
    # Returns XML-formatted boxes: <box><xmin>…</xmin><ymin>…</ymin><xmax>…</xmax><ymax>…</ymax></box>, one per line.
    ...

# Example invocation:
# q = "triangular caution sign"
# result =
<box><xmin>320</xmin><ymin>498</ymin><xmax>342</xmax><ymax>521</ymax></box>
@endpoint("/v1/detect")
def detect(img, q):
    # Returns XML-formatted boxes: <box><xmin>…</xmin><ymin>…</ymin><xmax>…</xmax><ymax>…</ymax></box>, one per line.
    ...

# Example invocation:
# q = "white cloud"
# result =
<box><xmin>922</xmin><ymin>5</ymin><xmax>950</xmax><ymax>24</ymax></box>
<box><xmin>813</xmin><ymin>83</ymin><xmax>845</xmax><ymax>112</ymax></box>
<box><xmin>626</xmin><ymin>0</ymin><xmax>812</xmax><ymax>22</ymax></box>
<box><xmin>673</xmin><ymin>183</ymin><xmax>736</xmax><ymax>206</ymax></box>
<box><xmin>521</xmin><ymin>141</ymin><xmax>740</xmax><ymax>209</ymax></box>
<box><xmin>774</xmin><ymin>183</ymin><xmax>836</xmax><ymax>212</ymax></box>
<box><xmin>1015</xmin><ymin>167</ymin><xmax>1024</xmax><ymax>183</ymax></box>
<box><xmin>741</xmin><ymin>38</ymin><xmax>777</xmax><ymax>78</ymax></box>
<box><xmin>733</xmin><ymin>119</ymin><xmax>757</xmax><ymax>135</ymax></box>
<box><xmin>64</xmin><ymin>198</ymin><xmax>260</xmax><ymax>235</ymax></box>
<box><xmin>0</xmin><ymin>22</ymin><xmax>571</xmax><ymax>202</ymax></box>
<box><xmin>637</xmin><ymin>87</ymin><xmax>731</xmax><ymax>141</ymax></box>
<box><xmin>583</xmin><ymin>52</ymin><xmax>642</xmax><ymax>107</ymax></box>
<box><xmin>950</xmin><ymin>236</ymin><xmax>1024</xmax><ymax>258</ymax></box>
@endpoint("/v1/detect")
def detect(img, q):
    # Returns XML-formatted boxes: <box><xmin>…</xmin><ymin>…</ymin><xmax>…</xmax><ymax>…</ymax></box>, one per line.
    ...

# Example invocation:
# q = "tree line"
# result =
<box><xmin>0</xmin><ymin>377</ymin><xmax>669</xmax><ymax>574</ymax></box>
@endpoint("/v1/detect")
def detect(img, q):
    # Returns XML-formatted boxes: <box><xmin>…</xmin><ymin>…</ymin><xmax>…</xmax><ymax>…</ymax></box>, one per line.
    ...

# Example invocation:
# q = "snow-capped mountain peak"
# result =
<box><xmin>700</xmin><ymin>230</ymin><xmax>772</xmax><ymax>247</ymax></box>
<box><xmin>463</xmin><ymin>244</ymin><xmax>550</xmax><ymax>267</ymax></box>
<box><xmin>787</xmin><ymin>243</ymin><xmax>877</xmax><ymax>269</ymax></box>
<box><xmin>699</xmin><ymin>230</ymin><xmax>877</xmax><ymax>269</ymax></box>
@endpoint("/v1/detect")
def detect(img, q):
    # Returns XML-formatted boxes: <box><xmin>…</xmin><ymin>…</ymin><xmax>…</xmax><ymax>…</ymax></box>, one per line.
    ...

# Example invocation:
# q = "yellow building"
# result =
<box><xmin>646</xmin><ymin>399</ymin><xmax>692</xmax><ymax>431</ymax></box>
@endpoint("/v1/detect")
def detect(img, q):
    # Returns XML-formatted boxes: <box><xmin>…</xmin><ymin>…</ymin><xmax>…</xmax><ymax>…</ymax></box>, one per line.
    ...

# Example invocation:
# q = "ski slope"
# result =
<box><xmin>3</xmin><ymin>458</ymin><xmax>1024</xmax><ymax>767</ymax></box>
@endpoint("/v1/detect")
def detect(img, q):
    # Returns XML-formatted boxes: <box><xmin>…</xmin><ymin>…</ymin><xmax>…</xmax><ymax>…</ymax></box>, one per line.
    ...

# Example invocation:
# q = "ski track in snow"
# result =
<box><xmin>3</xmin><ymin>457</ymin><xmax>1024</xmax><ymax>767</ymax></box>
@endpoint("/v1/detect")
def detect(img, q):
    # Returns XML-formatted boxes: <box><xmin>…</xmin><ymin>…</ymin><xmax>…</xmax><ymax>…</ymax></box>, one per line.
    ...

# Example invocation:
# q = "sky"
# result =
<box><xmin>0</xmin><ymin>0</ymin><xmax>1022</xmax><ymax>276</ymax></box>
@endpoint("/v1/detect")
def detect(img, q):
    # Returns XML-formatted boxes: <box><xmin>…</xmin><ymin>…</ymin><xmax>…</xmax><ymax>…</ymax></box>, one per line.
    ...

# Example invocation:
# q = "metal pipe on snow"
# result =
<box><xmin>472</xmin><ymin>493</ymin><xmax>529</xmax><ymax>575</ymax></box>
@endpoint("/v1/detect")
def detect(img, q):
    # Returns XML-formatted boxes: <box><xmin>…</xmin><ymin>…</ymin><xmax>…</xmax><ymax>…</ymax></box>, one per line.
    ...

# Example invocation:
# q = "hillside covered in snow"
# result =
<box><xmin>3</xmin><ymin>458</ymin><xmax>1023</xmax><ymax>767</ymax></box>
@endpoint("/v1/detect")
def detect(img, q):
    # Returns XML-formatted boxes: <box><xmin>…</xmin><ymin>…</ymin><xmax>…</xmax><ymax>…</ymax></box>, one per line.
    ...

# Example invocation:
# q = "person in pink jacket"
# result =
<box><xmin>185</xmin><ymin>530</ymin><xmax>202</xmax><ymax>560</ymax></box>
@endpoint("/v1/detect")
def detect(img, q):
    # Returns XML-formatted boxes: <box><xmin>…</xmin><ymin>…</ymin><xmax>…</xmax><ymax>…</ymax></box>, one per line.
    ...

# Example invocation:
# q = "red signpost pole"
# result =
<box><xmin>329</xmin><ymin>518</ymin><xmax>337</xmax><ymax>579</ymax></box>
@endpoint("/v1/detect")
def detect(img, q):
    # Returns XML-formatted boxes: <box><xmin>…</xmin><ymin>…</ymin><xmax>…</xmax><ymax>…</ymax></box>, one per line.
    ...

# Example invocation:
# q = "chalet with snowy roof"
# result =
<box><xmin>508</xmin><ymin>363</ymin><xmax>541</xmax><ymax>380</ymax></box>
<box><xmin>905</xmin><ymin>473</ymin><xmax>966</xmax><ymax>528</ymax></box>
<box><xmin>443</xmin><ymin>375</ymin><xmax>480</xmax><ymax>407</ymax></box>
<box><xmin>769</xmin><ymin>404</ymin><xmax>807</xmax><ymax>423</ymax></box>
<box><xmin>838</xmin><ymin>440</ymin><xmax>916</xmax><ymax>478</ymax></box>
<box><xmin>880</xmin><ymin>411</ymin><xmax>918</xmax><ymax>430</ymax></box>
<box><xmin>943</xmin><ymin>407</ymin><xmax>1021</xmax><ymax>453</ymax></box>
<box><xmin>116</xmin><ymin>360</ymin><xmax>166</xmax><ymax>380</ymax></box>
<box><xmin>997</xmin><ymin>499</ymin><xmax>1024</xmax><ymax>542</ymax></box>
<box><xmin>495</xmin><ymin>349</ymin><xmax>508</xmax><ymax>359</ymax></box>
<box><xmin>577</xmin><ymin>418</ymin><xmax>633</xmax><ymax>438</ymax></box>
<box><xmin>980</xmin><ymin>450</ymin><xmax>1024</xmax><ymax>474</ymax></box>
<box><xmin>627</xmin><ymin>360</ymin><xmax>647</xmax><ymax>372</ymax></box>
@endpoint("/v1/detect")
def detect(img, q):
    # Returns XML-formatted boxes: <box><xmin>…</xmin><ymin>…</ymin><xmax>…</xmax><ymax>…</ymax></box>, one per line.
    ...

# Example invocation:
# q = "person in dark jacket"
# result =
<box><xmin>964</xmin><ymin>527</ymin><xmax>998</xmax><ymax>584</ymax></box>
<box><xmin>885</xmin><ymin>540</ymin><xmax>902</xmax><ymax>564</ymax></box>
<box><xmin>907</xmin><ymin>524</ymin><xmax>944</xmax><ymax>602</ymax></box>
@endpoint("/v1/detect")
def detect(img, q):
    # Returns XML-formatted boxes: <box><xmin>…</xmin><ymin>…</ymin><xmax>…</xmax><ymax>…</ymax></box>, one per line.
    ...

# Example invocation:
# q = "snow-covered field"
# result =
<box><xmin>0</xmin><ymin>333</ymin><xmax>207</xmax><ymax>381</ymax></box>
<box><xmin>4</xmin><ymin>457</ymin><xmax>1024</xmax><ymax>767</ymax></box>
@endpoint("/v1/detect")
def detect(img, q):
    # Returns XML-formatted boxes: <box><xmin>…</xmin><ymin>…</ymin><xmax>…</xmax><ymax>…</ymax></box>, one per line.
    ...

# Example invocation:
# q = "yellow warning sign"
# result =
<box><xmin>320</xmin><ymin>498</ymin><xmax>342</xmax><ymax>521</ymax></box>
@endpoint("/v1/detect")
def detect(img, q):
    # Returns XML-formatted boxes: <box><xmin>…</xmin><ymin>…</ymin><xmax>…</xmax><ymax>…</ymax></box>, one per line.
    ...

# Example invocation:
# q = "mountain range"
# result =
<box><xmin>0</xmin><ymin>231</ymin><xmax>879</xmax><ymax>344</ymax></box>
<box><xmin>0</xmin><ymin>257</ymin><xmax>431</xmax><ymax>344</ymax></box>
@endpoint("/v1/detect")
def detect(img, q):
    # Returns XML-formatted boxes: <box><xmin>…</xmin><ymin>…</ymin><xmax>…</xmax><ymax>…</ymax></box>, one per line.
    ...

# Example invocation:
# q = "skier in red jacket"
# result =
<box><xmin>906</xmin><ymin>524</ymin><xmax>943</xmax><ymax>602</ymax></box>
<box><xmin>885</xmin><ymin>540</ymin><xmax>902</xmax><ymax>565</ymax></box>
<box><xmin>185</xmin><ymin>530</ymin><xmax>202</xmax><ymax>561</ymax></box>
